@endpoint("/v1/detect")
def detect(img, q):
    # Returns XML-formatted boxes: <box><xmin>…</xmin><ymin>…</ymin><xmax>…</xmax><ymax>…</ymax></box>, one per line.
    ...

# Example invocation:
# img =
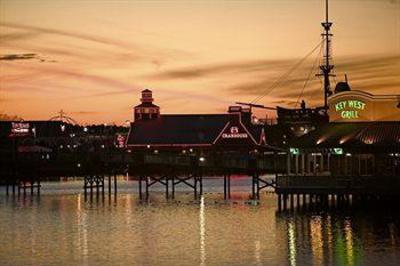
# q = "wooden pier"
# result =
<box><xmin>133</xmin><ymin>166</ymin><xmax>277</xmax><ymax>200</ymax></box>
<box><xmin>128</xmin><ymin>151</ymin><xmax>281</xmax><ymax>200</ymax></box>
<box><xmin>3</xmin><ymin>175</ymin><xmax>41</xmax><ymax>197</ymax></box>
<box><xmin>275</xmin><ymin>174</ymin><xmax>400</xmax><ymax>211</ymax></box>
<box><xmin>83</xmin><ymin>173</ymin><xmax>118</xmax><ymax>200</ymax></box>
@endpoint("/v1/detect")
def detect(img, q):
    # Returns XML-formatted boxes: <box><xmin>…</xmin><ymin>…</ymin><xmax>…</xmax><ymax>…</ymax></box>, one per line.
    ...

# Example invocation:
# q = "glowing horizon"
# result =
<box><xmin>1</xmin><ymin>0</ymin><xmax>399</xmax><ymax>125</ymax></box>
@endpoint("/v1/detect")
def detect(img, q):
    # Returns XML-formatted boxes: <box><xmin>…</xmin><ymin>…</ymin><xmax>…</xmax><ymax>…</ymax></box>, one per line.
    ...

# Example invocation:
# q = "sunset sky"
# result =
<box><xmin>1</xmin><ymin>0</ymin><xmax>399</xmax><ymax>124</ymax></box>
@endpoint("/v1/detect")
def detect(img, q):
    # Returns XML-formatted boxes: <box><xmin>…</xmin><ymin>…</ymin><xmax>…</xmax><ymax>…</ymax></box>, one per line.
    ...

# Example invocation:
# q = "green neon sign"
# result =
<box><xmin>332</xmin><ymin>148</ymin><xmax>343</xmax><ymax>155</ymax></box>
<box><xmin>335</xmin><ymin>100</ymin><xmax>366</xmax><ymax>119</ymax></box>
<box><xmin>290</xmin><ymin>148</ymin><xmax>299</xmax><ymax>155</ymax></box>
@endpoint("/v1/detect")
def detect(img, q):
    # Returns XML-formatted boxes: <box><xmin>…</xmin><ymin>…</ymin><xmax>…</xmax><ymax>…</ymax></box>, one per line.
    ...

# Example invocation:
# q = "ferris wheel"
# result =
<box><xmin>49</xmin><ymin>110</ymin><xmax>78</xmax><ymax>125</ymax></box>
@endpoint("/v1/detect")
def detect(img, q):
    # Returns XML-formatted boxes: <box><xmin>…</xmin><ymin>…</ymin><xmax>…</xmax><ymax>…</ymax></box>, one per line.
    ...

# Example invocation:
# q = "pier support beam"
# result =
<box><xmin>10</xmin><ymin>177</ymin><xmax>41</xmax><ymax>197</ymax></box>
<box><xmin>83</xmin><ymin>175</ymin><xmax>106</xmax><ymax>200</ymax></box>
<box><xmin>140</xmin><ymin>173</ymin><xmax>203</xmax><ymax>200</ymax></box>
<box><xmin>224</xmin><ymin>174</ymin><xmax>231</xmax><ymax>200</ymax></box>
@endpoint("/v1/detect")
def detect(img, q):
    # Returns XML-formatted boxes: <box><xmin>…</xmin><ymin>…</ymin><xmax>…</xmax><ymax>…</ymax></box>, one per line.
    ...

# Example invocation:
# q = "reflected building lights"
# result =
<box><xmin>29</xmin><ymin>201</ymin><xmax>37</xmax><ymax>257</ymax></box>
<box><xmin>388</xmin><ymin>223</ymin><xmax>397</xmax><ymax>246</ymax></box>
<box><xmin>199</xmin><ymin>196</ymin><xmax>206</xmax><ymax>266</ymax></box>
<box><xmin>326</xmin><ymin>215</ymin><xmax>334</xmax><ymax>265</ymax></box>
<box><xmin>344</xmin><ymin>219</ymin><xmax>354</xmax><ymax>266</ymax></box>
<box><xmin>125</xmin><ymin>194</ymin><xmax>132</xmax><ymax>225</ymax></box>
<box><xmin>254</xmin><ymin>240</ymin><xmax>262</xmax><ymax>266</ymax></box>
<box><xmin>310</xmin><ymin>216</ymin><xmax>323</xmax><ymax>266</ymax></box>
<box><xmin>76</xmin><ymin>194</ymin><xmax>88</xmax><ymax>266</ymax></box>
<box><xmin>287</xmin><ymin>220</ymin><xmax>297</xmax><ymax>266</ymax></box>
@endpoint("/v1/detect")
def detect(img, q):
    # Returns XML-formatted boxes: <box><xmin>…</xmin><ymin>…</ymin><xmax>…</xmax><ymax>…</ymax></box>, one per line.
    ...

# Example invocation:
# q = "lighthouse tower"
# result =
<box><xmin>133</xmin><ymin>89</ymin><xmax>160</xmax><ymax>121</ymax></box>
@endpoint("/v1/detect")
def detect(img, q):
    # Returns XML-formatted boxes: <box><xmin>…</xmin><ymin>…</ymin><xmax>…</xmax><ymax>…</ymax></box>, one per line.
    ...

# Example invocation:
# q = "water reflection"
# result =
<box><xmin>310</xmin><ymin>216</ymin><xmax>323</xmax><ymax>265</ymax></box>
<box><xmin>344</xmin><ymin>219</ymin><xmax>355</xmax><ymax>266</ymax></box>
<box><xmin>1</xmin><ymin>184</ymin><xmax>400</xmax><ymax>265</ymax></box>
<box><xmin>287</xmin><ymin>219</ymin><xmax>296</xmax><ymax>266</ymax></box>
<box><xmin>199</xmin><ymin>196</ymin><xmax>206</xmax><ymax>266</ymax></box>
<box><xmin>254</xmin><ymin>240</ymin><xmax>262</xmax><ymax>266</ymax></box>
<box><xmin>76</xmin><ymin>194</ymin><xmax>88</xmax><ymax>265</ymax></box>
<box><xmin>278</xmin><ymin>209</ymin><xmax>400</xmax><ymax>266</ymax></box>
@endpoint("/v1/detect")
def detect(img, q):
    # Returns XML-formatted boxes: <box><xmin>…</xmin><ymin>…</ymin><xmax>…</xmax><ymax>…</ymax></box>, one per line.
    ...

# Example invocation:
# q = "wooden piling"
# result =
<box><xmin>171</xmin><ymin>176</ymin><xmax>175</xmax><ymax>199</ymax></box>
<box><xmin>227</xmin><ymin>174</ymin><xmax>231</xmax><ymax>199</ymax></box>
<box><xmin>166</xmin><ymin>177</ymin><xmax>169</xmax><ymax>199</ymax></box>
<box><xmin>283</xmin><ymin>194</ymin><xmax>288</xmax><ymax>210</ymax></box>
<box><xmin>224</xmin><ymin>174</ymin><xmax>227</xmax><ymax>200</ymax></box>
<box><xmin>251</xmin><ymin>175</ymin><xmax>256</xmax><ymax>200</ymax></box>
<box><xmin>101</xmin><ymin>177</ymin><xmax>105</xmax><ymax>197</ymax></box>
<box><xmin>290</xmin><ymin>194</ymin><xmax>294</xmax><ymax>210</ymax></box>
<box><xmin>255</xmin><ymin>174</ymin><xmax>260</xmax><ymax>200</ymax></box>
<box><xmin>90</xmin><ymin>177</ymin><xmax>93</xmax><ymax>196</ymax></box>
<box><xmin>96</xmin><ymin>176</ymin><xmax>100</xmax><ymax>198</ymax></box>
<box><xmin>139</xmin><ymin>175</ymin><xmax>143</xmax><ymax>200</ymax></box>
<box><xmin>199</xmin><ymin>176</ymin><xmax>203</xmax><ymax>196</ymax></box>
<box><xmin>84</xmin><ymin>178</ymin><xmax>87</xmax><ymax>200</ymax></box>
<box><xmin>194</xmin><ymin>177</ymin><xmax>198</xmax><ymax>200</ymax></box>
<box><xmin>108</xmin><ymin>174</ymin><xmax>112</xmax><ymax>195</ymax></box>
<box><xmin>114</xmin><ymin>173</ymin><xmax>117</xmax><ymax>195</ymax></box>
<box><xmin>296</xmin><ymin>194</ymin><xmax>300</xmax><ymax>208</ymax></box>
<box><xmin>145</xmin><ymin>176</ymin><xmax>149</xmax><ymax>199</ymax></box>
<box><xmin>278</xmin><ymin>194</ymin><xmax>282</xmax><ymax>211</ymax></box>
<box><xmin>30</xmin><ymin>177</ymin><xmax>34</xmax><ymax>195</ymax></box>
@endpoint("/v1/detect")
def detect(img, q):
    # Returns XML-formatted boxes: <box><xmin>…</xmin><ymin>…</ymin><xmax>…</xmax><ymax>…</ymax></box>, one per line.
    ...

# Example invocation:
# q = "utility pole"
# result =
<box><xmin>317</xmin><ymin>0</ymin><xmax>335</xmax><ymax>111</ymax></box>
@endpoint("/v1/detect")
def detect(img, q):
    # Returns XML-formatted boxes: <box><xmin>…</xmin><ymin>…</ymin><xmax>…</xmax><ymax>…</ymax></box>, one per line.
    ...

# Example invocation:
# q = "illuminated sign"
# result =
<box><xmin>10</xmin><ymin>122</ymin><xmax>30</xmax><ymax>137</ymax></box>
<box><xmin>335</xmin><ymin>100</ymin><xmax>366</xmax><ymax>119</ymax></box>
<box><xmin>290</xmin><ymin>148</ymin><xmax>299</xmax><ymax>155</ymax></box>
<box><xmin>222</xmin><ymin>126</ymin><xmax>248</xmax><ymax>139</ymax></box>
<box><xmin>331</xmin><ymin>148</ymin><xmax>343</xmax><ymax>155</ymax></box>
<box><xmin>115</xmin><ymin>134</ymin><xmax>126</xmax><ymax>148</ymax></box>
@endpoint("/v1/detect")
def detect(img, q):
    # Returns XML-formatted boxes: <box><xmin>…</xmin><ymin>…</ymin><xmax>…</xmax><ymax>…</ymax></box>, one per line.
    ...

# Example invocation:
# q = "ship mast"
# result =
<box><xmin>318</xmin><ymin>0</ymin><xmax>335</xmax><ymax>110</ymax></box>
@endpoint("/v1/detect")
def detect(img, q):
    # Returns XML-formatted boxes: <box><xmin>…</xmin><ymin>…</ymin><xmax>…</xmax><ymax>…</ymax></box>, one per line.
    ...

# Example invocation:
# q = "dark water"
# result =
<box><xmin>0</xmin><ymin>177</ymin><xmax>399</xmax><ymax>265</ymax></box>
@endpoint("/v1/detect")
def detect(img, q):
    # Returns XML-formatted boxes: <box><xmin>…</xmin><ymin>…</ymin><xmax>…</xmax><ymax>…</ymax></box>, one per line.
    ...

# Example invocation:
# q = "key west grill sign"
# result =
<box><xmin>334</xmin><ymin>99</ymin><xmax>366</xmax><ymax>119</ymax></box>
<box><xmin>328</xmin><ymin>90</ymin><xmax>400</xmax><ymax>122</ymax></box>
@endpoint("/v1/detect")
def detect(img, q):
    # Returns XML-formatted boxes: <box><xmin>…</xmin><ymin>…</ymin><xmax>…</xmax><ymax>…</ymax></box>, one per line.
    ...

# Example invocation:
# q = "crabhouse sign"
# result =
<box><xmin>222</xmin><ymin>126</ymin><xmax>248</xmax><ymax>139</ymax></box>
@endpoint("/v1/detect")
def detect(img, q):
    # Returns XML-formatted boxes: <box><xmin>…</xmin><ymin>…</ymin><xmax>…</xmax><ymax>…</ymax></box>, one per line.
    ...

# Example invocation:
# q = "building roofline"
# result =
<box><xmin>329</xmin><ymin>90</ymin><xmax>400</xmax><ymax>101</ymax></box>
<box><xmin>158</xmin><ymin>113</ymin><xmax>237</xmax><ymax>117</ymax></box>
<box><xmin>126</xmin><ymin>143</ymin><xmax>213</xmax><ymax>147</ymax></box>
<box><xmin>212</xmin><ymin>121</ymin><xmax>231</xmax><ymax>144</ymax></box>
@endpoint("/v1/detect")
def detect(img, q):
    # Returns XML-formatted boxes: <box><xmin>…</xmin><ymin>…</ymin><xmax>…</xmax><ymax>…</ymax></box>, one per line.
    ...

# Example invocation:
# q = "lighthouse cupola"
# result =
<box><xmin>134</xmin><ymin>89</ymin><xmax>160</xmax><ymax>121</ymax></box>
<box><xmin>141</xmin><ymin>89</ymin><xmax>154</xmax><ymax>103</ymax></box>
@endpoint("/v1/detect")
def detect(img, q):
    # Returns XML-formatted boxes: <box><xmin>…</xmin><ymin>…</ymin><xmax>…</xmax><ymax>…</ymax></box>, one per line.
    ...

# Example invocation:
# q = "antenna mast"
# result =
<box><xmin>317</xmin><ymin>0</ymin><xmax>335</xmax><ymax>110</ymax></box>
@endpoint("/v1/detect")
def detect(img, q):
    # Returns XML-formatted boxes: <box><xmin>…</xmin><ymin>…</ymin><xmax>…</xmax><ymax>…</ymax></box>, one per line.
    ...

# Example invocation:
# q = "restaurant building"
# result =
<box><xmin>127</xmin><ymin>90</ymin><xmax>272</xmax><ymax>151</ymax></box>
<box><xmin>0</xmin><ymin>120</ymin><xmax>71</xmax><ymax>151</ymax></box>
<box><xmin>126</xmin><ymin>90</ymin><xmax>286</xmax><ymax>172</ymax></box>
<box><xmin>279</xmin><ymin>82</ymin><xmax>400</xmax><ymax>195</ymax></box>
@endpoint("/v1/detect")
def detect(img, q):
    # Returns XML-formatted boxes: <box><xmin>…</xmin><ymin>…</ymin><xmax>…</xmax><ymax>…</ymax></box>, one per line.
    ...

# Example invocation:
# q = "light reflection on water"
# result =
<box><xmin>199</xmin><ymin>196</ymin><xmax>206</xmax><ymax>266</ymax></box>
<box><xmin>0</xmin><ymin>180</ymin><xmax>400</xmax><ymax>265</ymax></box>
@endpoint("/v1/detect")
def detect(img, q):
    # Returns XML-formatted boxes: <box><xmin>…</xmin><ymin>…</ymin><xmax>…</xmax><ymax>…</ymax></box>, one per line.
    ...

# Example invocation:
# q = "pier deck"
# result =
<box><xmin>276</xmin><ymin>175</ymin><xmax>400</xmax><ymax>195</ymax></box>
